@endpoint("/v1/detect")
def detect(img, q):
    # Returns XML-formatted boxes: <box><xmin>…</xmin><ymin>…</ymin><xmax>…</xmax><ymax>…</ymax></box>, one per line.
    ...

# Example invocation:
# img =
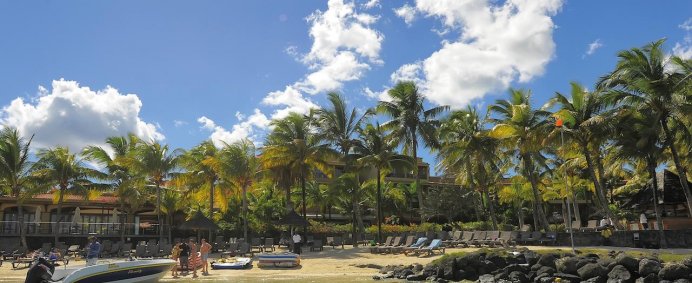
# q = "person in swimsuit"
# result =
<box><xmin>199</xmin><ymin>238</ymin><xmax>212</xmax><ymax>275</ymax></box>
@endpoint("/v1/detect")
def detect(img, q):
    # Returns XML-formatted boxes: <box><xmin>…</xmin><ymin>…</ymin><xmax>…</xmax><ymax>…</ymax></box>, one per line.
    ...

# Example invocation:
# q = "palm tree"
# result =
<box><xmin>160</xmin><ymin>188</ymin><xmax>182</xmax><ymax>244</ymax></box>
<box><xmin>599</xmin><ymin>39</ymin><xmax>692</xmax><ymax>216</ymax></box>
<box><xmin>222</xmin><ymin>139</ymin><xmax>259</xmax><ymax>240</ymax></box>
<box><xmin>83</xmin><ymin>134</ymin><xmax>145</xmax><ymax>244</ymax></box>
<box><xmin>33</xmin><ymin>147</ymin><xmax>107</xmax><ymax>245</ymax></box>
<box><xmin>549</xmin><ymin>82</ymin><xmax>619</xmax><ymax>225</ymax></box>
<box><xmin>613</xmin><ymin>109</ymin><xmax>667</xmax><ymax>247</ymax></box>
<box><xmin>133</xmin><ymin>141</ymin><xmax>181</xmax><ymax>243</ymax></box>
<box><xmin>354</xmin><ymin>123</ymin><xmax>412</xmax><ymax>242</ymax></box>
<box><xmin>438</xmin><ymin>107</ymin><xmax>502</xmax><ymax>229</ymax></box>
<box><xmin>498</xmin><ymin>176</ymin><xmax>533</xmax><ymax>229</ymax></box>
<box><xmin>488</xmin><ymin>89</ymin><xmax>551</xmax><ymax>231</ymax></box>
<box><xmin>377</xmin><ymin>81</ymin><xmax>449</xmax><ymax>221</ymax></box>
<box><xmin>0</xmin><ymin>127</ymin><xmax>34</xmax><ymax>247</ymax></box>
<box><xmin>315</xmin><ymin>92</ymin><xmax>371</xmax><ymax>243</ymax></box>
<box><xmin>262</xmin><ymin>113</ymin><xmax>337</xmax><ymax>234</ymax></box>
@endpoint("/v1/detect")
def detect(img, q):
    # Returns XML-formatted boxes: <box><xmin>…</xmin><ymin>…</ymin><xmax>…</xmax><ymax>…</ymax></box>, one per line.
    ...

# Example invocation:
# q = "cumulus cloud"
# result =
<box><xmin>173</xmin><ymin>120</ymin><xmax>188</xmax><ymax>127</ymax></box>
<box><xmin>393</xmin><ymin>0</ymin><xmax>563</xmax><ymax>108</ymax></box>
<box><xmin>394</xmin><ymin>4</ymin><xmax>417</xmax><ymax>26</ymax></box>
<box><xmin>197</xmin><ymin>108</ymin><xmax>270</xmax><ymax>148</ymax></box>
<box><xmin>583</xmin><ymin>39</ymin><xmax>603</xmax><ymax>58</ymax></box>
<box><xmin>673</xmin><ymin>18</ymin><xmax>692</xmax><ymax>60</ymax></box>
<box><xmin>262</xmin><ymin>86</ymin><xmax>319</xmax><ymax>119</ymax></box>
<box><xmin>0</xmin><ymin>79</ymin><xmax>164</xmax><ymax>152</ymax></box>
<box><xmin>361</xmin><ymin>0</ymin><xmax>380</xmax><ymax>9</ymax></box>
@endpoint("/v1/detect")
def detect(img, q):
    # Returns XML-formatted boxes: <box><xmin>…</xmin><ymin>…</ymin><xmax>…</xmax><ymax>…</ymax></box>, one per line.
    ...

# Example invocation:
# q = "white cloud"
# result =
<box><xmin>173</xmin><ymin>120</ymin><xmax>188</xmax><ymax>127</ymax></box>
<box><xmin>393</xmin><ymin>0</ymin><xmax>563</xmax><ymax>108</ymax></box>
<box><xmin>262</xmin><ymin>86</ymin><xmax>319</xmax><ymax>119</ymax></box>
<box><xmin>680</xmin><ymin>18</ymin><xmax>692</xmax><ymax>31</ymax></box>
<box><xmin>0</xmin><ymin>79</ymin><xmax>164</xmax><ymax>152</ymax></box>
<box><xmin>673</xmin><ymin>18</ymin><xmax>692</xmax><ymax>60</ymax></box>
<box><xmin>391</xmin><ymin>63</ymin><xmax>424</xmax><ymax>85</ymax></box>
<box><xmin>197</xmin><ymin>108</ymin><xmax>270</xmax><ymax>148</ymax></box>
<box><xmin>296</xmin><ymin>51</ymin><xmax>370</xmax><ymax>94</ymax></box>
<box><xmin>362</xmin><ymin>87</ymin><xmax>391</xmax><ymax>102</ymax></box>
<box><xmin>361</xmin><ymin>0</ymin><xmax>380</xmax><ymax>9</ymax></box>
<box><xmin>394</xmin><ymin>4</ymin><xmax>417</xmax><ymax>26</ymax></box>
<box><xmin>584</xmin><ymin>39</ymin><xmax>603</xmax><ymax>57</ymax></box>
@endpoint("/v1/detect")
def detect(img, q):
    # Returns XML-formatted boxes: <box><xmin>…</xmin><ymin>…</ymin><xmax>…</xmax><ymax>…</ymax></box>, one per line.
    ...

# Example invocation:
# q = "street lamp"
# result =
<box><xmin>556</xmin><ymin>118</ymin><xmax>576</xmax><ymax>253</ymax></box>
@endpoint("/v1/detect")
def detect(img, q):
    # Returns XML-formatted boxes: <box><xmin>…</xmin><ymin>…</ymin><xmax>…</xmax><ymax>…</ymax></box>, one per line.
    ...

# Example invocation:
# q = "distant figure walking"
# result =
<box><xmin>200</xmin><ymin>238</ymin><xmax>212</xmax><ymax>275</ymax></box>
<box><xmin>188</xmin><ymin>239</ymin><xmax>199</xmax><ymax>278</ymax></box>
<box><xmin>292</xmin><ymin>233</ymin><xmax>302</xmax><ymax>254</ymax></box>
<box><xmin>640</xmin><ymin>213</ymin><xmax>648</xmax><ymax>230</ymax></box>
<box><xmin>86</xmin><ymin>236</ymin><xmax>101</xmax><ymax>266</ymax></box>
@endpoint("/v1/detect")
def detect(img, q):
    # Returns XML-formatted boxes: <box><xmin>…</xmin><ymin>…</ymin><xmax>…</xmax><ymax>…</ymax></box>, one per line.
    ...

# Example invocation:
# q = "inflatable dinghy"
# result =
<box><xmin>211</xmin><ymin>257</ymin><xmax>252</xmax><ymax>269</ymax></box>
<box><xmin>257</xmin><ymin>252</ymin><xmax>300</xmax><ymax>268</ymax></box>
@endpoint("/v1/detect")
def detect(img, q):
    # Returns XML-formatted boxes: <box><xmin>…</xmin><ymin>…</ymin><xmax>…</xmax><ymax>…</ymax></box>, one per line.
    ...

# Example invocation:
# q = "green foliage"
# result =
<box><xmin>452</xmin><ymin>221</ymin><xmax>494</xmax><ymax>231</ymax></box>
<box><xmin>307</xmin><ymin>220</ymin><xmax>352</xmax><ymax>234</ymax></box>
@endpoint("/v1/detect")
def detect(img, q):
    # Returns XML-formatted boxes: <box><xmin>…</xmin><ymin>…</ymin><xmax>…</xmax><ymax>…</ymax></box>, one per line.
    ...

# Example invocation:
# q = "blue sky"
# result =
<box><xmin>0</xmin><ymin>0</ymin><xmax>690</xmax><ymax>170</ymax></box>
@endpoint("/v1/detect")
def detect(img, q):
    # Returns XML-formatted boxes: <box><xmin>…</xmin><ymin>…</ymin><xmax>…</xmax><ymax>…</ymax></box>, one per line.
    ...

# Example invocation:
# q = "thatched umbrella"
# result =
<box><xmin>179</xmin><ymin>211</ymin><xmax>219</xmax><ymax>240</ymax></box>
<box><xmin>275</xmin><ymin>210</ymin><xmax>311</xmax><ymax>227</ymax></box>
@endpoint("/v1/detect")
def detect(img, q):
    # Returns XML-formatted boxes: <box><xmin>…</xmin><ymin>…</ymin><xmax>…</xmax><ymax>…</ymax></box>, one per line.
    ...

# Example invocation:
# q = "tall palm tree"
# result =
<box><xmin>549</xmin><ymin>82</ymin><xmax>619</xmax><ymax>225</ymax></box>
<box><xmin>315</xmin><ymin>92</ymin><xmax>371</xmax><ymax>243</ymax></box>
<box><xmin>613</xmin><ymin>109</ymin><xmax>667</xmax><ymax>247</ymax></box>
<box><xmin>377</xmin><ymin>81</ymin><xmax>449</xmax><ymax>221</ymax></box>
<box><xmin>354</xmin><ymin>123</ymin><xmax>412</xmax><ymax>242</ymax></box>
<box><xmin>160</xmin><ymin>188</ymin><xmax>182</xmax><ymax>244</ymax></box>
<box><xmin>262</xmin><ymin>113</ymin><xmax>337</xmax><ymax>234</ymax></box>
<box><xmin>133</xmin><ymin>141</ymin><xmax>181</xmax><ymax>243</ymax></box>
<box><xmin>438</xmin><ymin>107</ymin><xmax>502</xmax><ymax>229</ymax></box>
<box><xmin>489</xmin><ymin>89</ymin><xmax>551</xmax><ymax>231</ymax></box>
<box><xmin>0</xmin><ymin>127</ymin><xmax>34</xmax><ymax>247</ymax></box>
<box><xmin>498</xmin><ymin>176</ymin><xmax>533</xmax><ymax>229</ymax></box>
<box><xmin>599</xmin><ymin>39</ymin><xmax>692</xmax><ymax>216</ymax></box>
<box><xmin>83</xmin><ymin>134</ymin><xmax>145</xmax><ymax>244</ymax></box>
<box><xmin>222</xmin><ymin>139</ymin><xmax>259</xmax><ymax>240</ymax></box>
<box><xmin>33</xmin><ymin>147</ymin><xmax>107</xmax><ymax>245</ymax></box>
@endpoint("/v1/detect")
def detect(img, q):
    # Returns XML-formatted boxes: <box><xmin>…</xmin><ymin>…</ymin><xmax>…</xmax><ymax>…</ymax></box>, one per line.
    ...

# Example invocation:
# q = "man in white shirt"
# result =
<box><xmin>292</xmin><ymin>233</ymin><xmax>302</xmax><ymax>254</ymax></box>
<box><xmin>640</xmin><ymin>213</ymin><xmax>648</xmax><ymax>230</ymax></box>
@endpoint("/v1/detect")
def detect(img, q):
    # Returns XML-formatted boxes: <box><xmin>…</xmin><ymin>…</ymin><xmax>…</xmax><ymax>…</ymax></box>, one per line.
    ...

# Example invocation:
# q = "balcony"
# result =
<box><xmin>0</xmin><ymin>221</ymin><xmax>170</xmax><ymax>237</ymax></box>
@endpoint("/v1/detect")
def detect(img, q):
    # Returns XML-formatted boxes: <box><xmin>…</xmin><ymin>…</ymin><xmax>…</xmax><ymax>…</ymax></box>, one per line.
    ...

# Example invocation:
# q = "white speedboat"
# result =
<box><xmin>51</xmin><ymin>259</ymin><xmax>176</xmax><ymax>283</ymax></box>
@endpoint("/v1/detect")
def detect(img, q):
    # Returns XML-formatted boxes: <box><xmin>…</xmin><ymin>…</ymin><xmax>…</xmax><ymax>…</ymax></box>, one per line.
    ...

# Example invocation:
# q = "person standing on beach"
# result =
<box><xmin>85</xmin><ymin>236</ymin><xmax>101</xmax><ymax>266</ymax></box>
<box><xmin>640</xmin><ymin>213</ymin><xmax>648</xmax><ymax>230</ymax></box>
<box><xmin>199</xmin><ymin>238</ymin><xmax>212</xmax><ymax>275</ymax></box>
<box><xmin>188</xmin><ymin>239</ymin><xmax>199</xmax><ymax>278</ymax></box>
<box><xmin>171</xmin><ymin>242</ymin><xmax>181</xmax><ymax>278</ymax></box>
<box><xmin>178</xmin><ymin>240</ymin><xmax>190</xmax><ymax>274</ymax></box>
<box><xmin>292</xmin><ymin>233</ymin><xmax>302</xmax><ymax>254</ymax></box>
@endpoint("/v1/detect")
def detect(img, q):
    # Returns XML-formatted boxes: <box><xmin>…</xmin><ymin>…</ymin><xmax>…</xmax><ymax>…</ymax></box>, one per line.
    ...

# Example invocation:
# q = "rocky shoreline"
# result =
<box><xmin>373</xmin><ymin>249</ymin><xmax>692</xmax><ymax>283</ymax></box>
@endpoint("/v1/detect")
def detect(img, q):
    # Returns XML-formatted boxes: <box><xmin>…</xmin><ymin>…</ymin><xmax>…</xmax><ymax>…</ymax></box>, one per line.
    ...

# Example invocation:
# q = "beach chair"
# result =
<box><xmin>402</xmin><ymin>237</ymin><xmax>428</xmax><ymax>255</ymax></box>
<box><xmin>369</xmin><ymin>236</ymin><xmax>392</xmax><ymax>253</ymax></box>
<box><xmin>11</xmin><ymin>251</ymin><xmax>34</xmax><ymax>269</ymax></box>
<box><xmin>213</xmin><ymin>235</ymin><xmax>225</xmax><ymax>252</ymax></box>
<box><xmin>237</xmin><ymin>242</ymin><xmax>253</xmax><ymax>257</ymax></box>
<box><xmin>479</xmin><ymin>231</ymin><xmax>500</xmax><ymax>247</ymax></box>
<box><xmin>105</xmin><ymin>241</ymin><xmax>121</xmax><ymax>257</ymax></box>
<box><xmin>581</xmin><ymin>220</ymin><xmax>598</xmax><ymax>232</ymax></box>
<box><xmin>328</xmin><ymin>236</ymin><xmax>344</xmax><ymax>249</ymax></box>
<box><xmin>437</xmin><ymin>231</ymin><xmax>450</xmax><ymax>241</ymax></box>
<box><xmin>66</xmin><ymin>245</ymin><xmax>80</xmax><ymax>258</ymax></box>
<box><xmin>120</xmin><ymin>243</ymin><xmax>132</xmax><ymax>257</ymax></box>
<box><xmin>518</xmin><ymin>231</ymin><xmax>531</xmax><ymax>245</ymax></box>
<box><xmin>134</xmin><ymin>244</ymin><xmax>147</xmax><ymax>258</ymax></box>
<box><xmin>444</xmin><ymin>231</ymin><xmax>462</xmax><ymax>247</ymax></box>
<box><xmin>496</xmin><ymin>231</ymin><xmax>515</xmax><ymax>247</ymax></box>
<box><xmin>310</xmin><ymin>239</ymin><xmax>324</xmax><ymax>252</ymax></box>
<box><xmin>221</xmin><ymin>242</ymin><xmax>239</xmax><ymax>258</ymax></box>
<box><xmin>39</xmin><ymin>243</ymin><xmax>52</xmax><ymax>254</ymax></box>
<box><xmin>454</xmin><ymin>231</ymin><xmax>475</xmax><ymax>248</ymax></box>
<box><xmin>147</xmin><ymin>239</ymin><xmax>157</xmax><ymax>247</ymax></box>
<box><xmin>539</xmin><ymin>232</ymin><xmax>557</xmax><ymax>245</ymax></box>
<box><xmin>523</xmin><ymin>231</ymin><xmax>541</xmax><ymax>245</ymax></box>
<box><xmin>470</xmin><ymin>231</ymin><xmax>487</xmax><ymax>247</ymax></box>
<box><xmin>568</xmin><ymin>221</ymin><xmax>581</xmax><ymax>232</ymax></box>
<box><xmin>251</xmin><ymin>238</ymin><xmax>263</xmax><ymax>253</ymax></box>
<box><xmin>391</xmin><ymin>236</ymin><xmax>416</xmax><ymax>254</ymax></box>
<box><xmin>377</xmin><ymin>236</ymin><xmax>402</xmax><ymax>254</ymax></box>
<box><xmin>263</xmin><ymin>238</ymin><xmax>275</xmax><ymax>252</ymax></box>
<box><xmin>412</xmin><ymin>239</ymin><xmax>445</xmax><ymax>256</ymax></box>
<box><xmin>145</xmin><ymin>244</ymin><xmax>159</xmax><ymax>258</ymax></box>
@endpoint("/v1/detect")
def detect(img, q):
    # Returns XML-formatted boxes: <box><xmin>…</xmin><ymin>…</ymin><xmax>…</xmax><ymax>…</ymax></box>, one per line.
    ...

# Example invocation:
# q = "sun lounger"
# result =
<box><xmin>251</xmin><ymin>238</ymin><xmax>263</xmax><ymax>253</ymax></box>
<box><xmin>410</xmin><ymin>239</ymin><xmax>445</xmax><ymax>256</ymax></box>
<box><xmin>263</xmin><ymin>238</ymin><xmax>275</xmax><ymax>252</ymax></box>
<box><xmin>369</xmin><ymin>236</ymin><xmax>392</xmax><ymax>253</ymax></box>
<box><xmin>539</xmin><ymin>232</ymin><xmax>557</xmax><ymax>245</ymax></box>
<box><xmin>496</xmin><ymin>231</ymin><xmax>515</xmax><ymax>247</ymax></box>
<box><xmin>66</xmin><ymin>245</ymin><xmax>80</xmax><ymax>258</ymax></box>
<box><xmin>479</xmin><ymin>231</ymin><xmax>500</xmax><ymax>247</ymax></box>
<box><xmin>145</xmin><ymin>244</ymin><xmax>159</xmax><ymax>258</ymax></box>
<box><xmin>454</xmin><ymin>231</ymin><xmax>475</xmax><ymax>248</ymax></box>
<box><xmin>376</xmin><ymin>236</ymin><xmax>402</xmax><ymax>254</ymax></box>
<box><xmin>518</xmin><ymin>231</ymin><xmax>531</xmax><ymax>245</ymax></box>
<box><xmin>120</xmin><ymin>243</ymin><xmax>132</xmax><ymax>257</ymax></box>
<box><xmin>237</xmin><ymin>242</ymin><xmax>253</xmax><ymax>257</ymax></box>
<box><xmin>310</xmin><ymin>239</ymin><xmax>324</xmax><ymax>251</ymax></box>
<box><xmin>213</xmin><ymin>235</ymin><xmax>225</xmax><ymax>252</ymax></box>
<box><xmin>444</xmin><ymin>231</ymin><xmax>462</xmax><ymax>247</ymax></box>
<box><xmin>134</xmin><ymin>244</ymin><xmax>147</xmax><ymax>258</ymax></box>
<box><xmin>12</xmin><ymin>255</ymin><xmax>34</xmax><ymax>269</ymax></box>
<box><xmin>40</xmin><ymin>243</ymin><xmax>52</xmax><ymax>254</ymax></box>
<box><xmin>523</xmin><ymin>231</ymin><xmax>541</xmax><ymax>245</ymax></box>
<box><xmin>402</xmin><ymin>237</ymin><xmax>428</xmax><ymax>255</ymax></box>
<box><xmin>581</xmin><ymin>220</ymin><xmax>598</xmax><ymax>232</ymax></box>
<box><xmin>328</xmin><ymin>236</ymin><xmax>344</xmax><ymax>249</ymax></box>
<box><xmin>437</xmin><ymin>231</ymin><xmax>450</xmax><ymax>241</ymax></box>
<box><xmin>390</xmin><ymin>236</ymin><xmax>416</xmax><ymax>254</ymax></box>
<box><xmin>568</xmin><ymin>221</ymin><xmax>581</xmax><ymax>232</ymax></box>
<box><xmin>221</xmin><ymin>243</ymin><xmax>239</xmax><ymax>257</ymax></box>
<box><xmin>471</xmin><ymin>231</ymin><xmax>488</xmax><ymax>247</ymax></box>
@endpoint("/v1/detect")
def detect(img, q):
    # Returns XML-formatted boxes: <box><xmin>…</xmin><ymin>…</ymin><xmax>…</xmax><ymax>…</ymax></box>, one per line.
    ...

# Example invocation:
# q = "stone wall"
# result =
<box><xmin>555</xmin><ymin>229</ymin><xmax>692</xmax><ymax>248</ymax></box>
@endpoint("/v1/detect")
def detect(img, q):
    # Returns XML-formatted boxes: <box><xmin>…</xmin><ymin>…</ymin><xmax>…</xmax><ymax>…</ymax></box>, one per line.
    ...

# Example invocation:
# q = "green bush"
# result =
<box><xmin>452</xmin><ymin>221</ymin><xmax>493</xmax><ymax>231</ymax></box>
<box><xmin>307</xmin><ymin>220</ymin><xmax>352</xmax><ymax>234</ymax></box>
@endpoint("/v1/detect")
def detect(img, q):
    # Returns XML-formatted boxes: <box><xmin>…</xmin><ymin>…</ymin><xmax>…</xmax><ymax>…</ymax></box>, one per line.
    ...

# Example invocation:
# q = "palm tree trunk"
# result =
<box><xmin>517</xmin><ymin>202</ymin><xmax>525</xmax><ymax>228</ymax></box>
<box><xmin>647</xmin><ymin>156</ymin><xmax>667</xmax><ymax>248</ymax></box>
<box><xmin>572</xmin><ymin>190</ymin><xmax>581</xmax><ymax>225</ymax></box>
<box><xmin>660</xmin><ymin>120</ymin><xmax>692</xmax><ymax>217</ymax></box>
<box><xmin>580</xmin><ymin>142</ymin><xmax>619</xmax><ymax>226</ymax></box>
<box><xmin>156</xmin><ymin>184</ymin><xmax>163</xmax><ymax>243</ymax></box>
<box><xmin>209</xmin><ymin>178</ymin><xmax>216</xmax><ymax>242</ymax></box>
<box><xmin>412</xmin><ymin>138</ymin><xmax>424</xmax><ymax>223</ymax></box>
<box><xmin>521</xmin><ymin>155</ymin><xmax>549</xmax><ymax>231</ymax></box>
<box><xmin>594</xmin><ymin>150</ymin><xmax>613</xmax><ymax>204</ymax></box>
<box><xmin>483</xmin><ymin>188</ymin><xmax>498</xmax><ymax>230</ymax></box>
<box><xmin>168</xmin><ymin>213</ymin><xmax>173</xmax><ymax>244</ymax></box>
<box><xmin>120</xmin><ymin>202</ymin><xmax>126</xmax><ymax>244</ymax></box>
<box><xmin>242</xmin><ymin>184</ymin><xmax>248</xmax><ymax>240</ymax></box>
<box><xmin>17</xmin><ymin>201</ymin><xmax>27</xmax><ymax>247</ymax></box>
<box><xmin>54</xmin><ymin>187</ymin><xmax>65</xmax><ymax>246</ymax></box>
<box><xmin>301</xmin><ymin>168</ymin><xmax>307</xmax><ymax>236</ymax></box>
<box><xmin>376</xmin><ymin>167</ymin><xmax>383</xmax><ymax>243</ymax></box>
<box><xmin>472</xmin><ymin>192</ymin><xmax>482</xmax><ymax>222</ymax></box>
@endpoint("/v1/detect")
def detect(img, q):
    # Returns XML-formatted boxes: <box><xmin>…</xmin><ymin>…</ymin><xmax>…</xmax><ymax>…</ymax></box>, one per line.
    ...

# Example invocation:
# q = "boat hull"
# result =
<box><xmin>53</xmin><ymin>259</ymin><xmax>176</xmax><ymax>283</ymax></box>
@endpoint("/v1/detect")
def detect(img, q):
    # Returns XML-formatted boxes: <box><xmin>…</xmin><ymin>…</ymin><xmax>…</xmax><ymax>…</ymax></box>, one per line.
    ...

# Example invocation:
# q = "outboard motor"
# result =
<box><xmin>25</xmin><ymin>258</ymin><xmax>56</xmax><ymax>283</ymax></box>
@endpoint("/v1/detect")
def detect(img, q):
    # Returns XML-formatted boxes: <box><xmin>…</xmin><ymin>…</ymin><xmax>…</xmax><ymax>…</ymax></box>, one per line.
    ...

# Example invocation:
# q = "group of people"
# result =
<box><xmin>170</xmin><ymin>238</ymin><xmax>212</xmax><ymax>278</ymax></box>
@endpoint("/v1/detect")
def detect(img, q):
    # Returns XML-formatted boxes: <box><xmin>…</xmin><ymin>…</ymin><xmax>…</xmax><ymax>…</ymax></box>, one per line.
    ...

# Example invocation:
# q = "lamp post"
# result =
<box><xmin>557</xmin><ymin>118</ymin><xmax>576</xmax><ymax>253</ymax></box>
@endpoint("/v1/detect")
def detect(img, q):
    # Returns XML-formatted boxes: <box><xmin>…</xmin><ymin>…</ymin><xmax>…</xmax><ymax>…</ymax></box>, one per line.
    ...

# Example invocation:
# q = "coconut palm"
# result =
<box><xmin>377</xmin><ymin>81</ymin><xmax>449</xmax><ymax>221</ymax></box>
<box><xmin>0</xmin><ymin>127</ymin><xmax>34</xmax><ymax>247</ymax></box>
<box><xmin>438</xmin><ymin>107</ymin><xmax>502</xmax><ymax>229</ymax></box>
<box><xmin>549</xmin><ymin>82</ymin><xmax>619</xmax><ymax>225</ymax></box>
<box><xmin>262</xmin><ymin>113</ymin><xmax>337</xmax><ymax>234</ymax></box>
<box><xmin>160</xmin><ymin>188</ymin><xmax>182</xmax><ymax>244</ymax></box>
<box><xmin>354</xmin><ymin>123</ymin><xmax>412</xmax><ymax>242</ymax></box>
<box><xmin>315</xmin><ymin>92</ymin><xmax>371</xmax><ymax>243</ymax></box>
<box><xmin>221</xmin><ymin>139</ymin><xmax>259</xmax><ymax>240</ymax></box>
<box><xmin>498</xmin><ymin>176</ymin><xmax>533</xmax><ymax>228</ymax></box>
<box><xmin>133</xmin><ymin>141</ymin><xmax>182</xmax><ymax>243</ymax></box>
<box><xmin>488</xmin><ymin>89</ymin><xmax>551</xmax><ymax>231</ymax></box>
<box><xmin>83</xmin><ymin>134</ymin><xmax>145</xmax><ymax>243</ymax></box>
<box><xmin>33</xmin><ymin>146</ymin><xmax>107</xmax><ymax>245</ymax></box>
<box><xmin>599</xmin><ymin>39</ymin><xmax>692</xmax><ymax>216</ymax></box>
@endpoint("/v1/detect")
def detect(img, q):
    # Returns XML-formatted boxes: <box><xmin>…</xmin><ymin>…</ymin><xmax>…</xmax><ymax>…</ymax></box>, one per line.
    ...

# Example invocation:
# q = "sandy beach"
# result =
<box><xmin>2</xmin><ymin>245</ymin><xmax>690</xmax><ymax>282</ymax></box>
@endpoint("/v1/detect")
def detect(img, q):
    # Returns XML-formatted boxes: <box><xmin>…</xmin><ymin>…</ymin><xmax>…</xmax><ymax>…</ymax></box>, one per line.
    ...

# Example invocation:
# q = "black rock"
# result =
<box><xmin>616</xmin><ymin>254</ymin><xmax>640</xmax><ymax>274</ymax></box>
<box><xmin>504</xmin><ymin>264</ymin><xmax>529</xmax><ymax>274</ymax></box>
<box><xmin>640</xmin><ymin>259</ymin><xmax>662</xmax><ymax>277</ymax></box>
<box><xmin>397</xmin><ymin>268</ymin><xmax>413</xmax><ymax>279</ymax></box>
<box><xmin>482</xmin><ymin>260</ymin><xmax>500</xmax><ymax>273</ymax></box>
<box><xmin>608</xmin><ymin>265</ymin><xmax>633</xmax><ymax>283</ymax></box>
<box><xmin>406</xmin><ymin>273</ymin><xmax>428</xmax><ymax>281</ymax></box>
<box><xmin>582</xmin><ymin>276</ymin><xmax>608</xmax><ymax>283</ymax></box>
<box><xmin>536</xmin><ymin>276</ymin><xmax>556</xmax><ymax>283</ymax></box>
<box><xmin>465</xmin><ymin>267</ymin><xmax>480</xmax><ymax>281</ymax></box>
<box><xmin>509</xmin><ymin>271</ymin><xmax>529</xmax><ymax>283</ymax></box>
<box><xmin>525</xmin><ymin>252</ymin><xmax>540</xmax><ymax>266</ymax></box>
<box><xmin>455</xmin><ymin>269</ymin><xmax>468</xmax><ymax>281</ymax></box>
<box><xmin>413</xmin><ymin>263</ymin><xmax>424</xmax><ymax>273</ymax></box>
<box><xmin>555</xmin><ymin>272</ymin><xmax>582</xmax><ymax>283</ymax></box>
<box><xmin>659</xmin><ymin>264</ymin><xmax>692</xmax><ymax>280</ymax></box>
<box><xmin>682</xmin><ymin>258</ymin><xmax>692</xmax><ymax>269</ymax></box>
<box><xmin>579</xmin><ymin>263</ymin><xmax>609</xmax><ymax>279</ymax></box>
<box><xmin>538</xmin><ymin>254</ymin><xmax>558</xmax><ymax>269</ymax></box>
<box><xmin>488</xmin><ymin>254</ymin><xmax>508</xmax><ymax>269</ymax></box>
<box><xmin>532</xmin><ymin>264</ymin><xmax>544</xmax><ymax>271</ymax></box>
<box><xmin>537</xmin><ymin>266</ymin><xmax>556</xmax><ymax>277</ymax></box>
<box><xmin>579</xmin><ymin>258</ymin><xmax>599</xmax><ymax>269</ymax></box>
<box><xmin>635</xmin><ymin>273</ymin><xmax>660</xmax><ymax>283</ymax></box>
<box><xmin>557</xmin><ymin>257</ymin><xmax>580</xmax><ymax>275</ymax></box>
<box><xmin>672</xmin><ymin>280</ymin><xmax>691</xmax><ymax>283</ymax></box>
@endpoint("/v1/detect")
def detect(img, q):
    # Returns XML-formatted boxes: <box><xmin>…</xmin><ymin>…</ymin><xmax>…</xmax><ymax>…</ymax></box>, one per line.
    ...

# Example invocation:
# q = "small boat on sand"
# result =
<box><xmin>49</xmin><ymin>259</ymin><xmax>176</xmax><ymax>283</ymax></box>
<box><xmin>257</xmin><ymin>252</ymin><xmax>300</xmax><ymax>268</ymax></box>
<box><xmin>210</xmin><ymin>257</ymin><xmax>252</xmax><ymax>269</ymax></box>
